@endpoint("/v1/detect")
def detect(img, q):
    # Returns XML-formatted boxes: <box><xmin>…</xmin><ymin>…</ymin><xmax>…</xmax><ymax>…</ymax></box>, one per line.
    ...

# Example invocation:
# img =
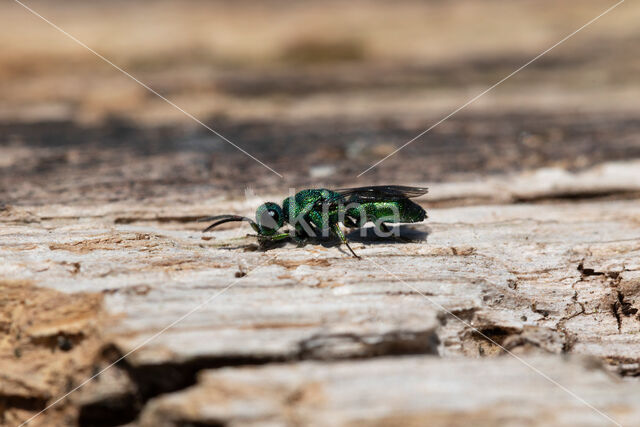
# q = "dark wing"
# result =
<box><xmin>334</xmin><ymin>185</ymin><xmax>428</xmax><ymax>202</ymax></box>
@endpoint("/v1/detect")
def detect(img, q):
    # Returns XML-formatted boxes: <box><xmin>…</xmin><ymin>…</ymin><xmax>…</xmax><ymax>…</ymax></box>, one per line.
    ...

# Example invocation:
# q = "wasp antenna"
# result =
<box><xmin>198</xmin><ymin>214</ymin><xmax>239</xmax><ymax>223</ymax></box>
<box><xmin>200</xmin><ymin>215</ymin><xmax>257</xmax><ymax>232</ymax></box>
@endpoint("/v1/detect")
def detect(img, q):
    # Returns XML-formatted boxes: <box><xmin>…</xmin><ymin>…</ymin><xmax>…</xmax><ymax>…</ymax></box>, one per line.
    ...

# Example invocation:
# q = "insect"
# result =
<box><xmin>199</xmin><ymin>185</ymin><xmax>428</xmax><ymax>258</ymax></box>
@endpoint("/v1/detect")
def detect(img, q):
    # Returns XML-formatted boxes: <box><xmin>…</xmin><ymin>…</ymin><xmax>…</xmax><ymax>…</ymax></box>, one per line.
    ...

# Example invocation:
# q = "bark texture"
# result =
<box><xmin>2</xmin><ymin>162</ymin><xmax>640</xmax><ymax>426</ymax></box>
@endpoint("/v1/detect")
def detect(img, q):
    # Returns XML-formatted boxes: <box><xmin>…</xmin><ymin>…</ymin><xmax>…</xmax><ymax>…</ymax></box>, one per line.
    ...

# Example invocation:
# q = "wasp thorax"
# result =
<box><xmin>255</xmin><ymin>202</ymin><xmax>284</xmax><ymax>235</ymax></box>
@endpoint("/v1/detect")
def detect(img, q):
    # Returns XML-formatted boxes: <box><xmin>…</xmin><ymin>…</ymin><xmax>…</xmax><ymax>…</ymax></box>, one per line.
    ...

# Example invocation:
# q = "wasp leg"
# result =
<box><xmin>372</xmin><ymin>222</ymin><xmax>396</xmax><ymax>239</ymax></box>
<box><xmin>289</xmin><ymin>224</ymin><xmax>313</xmax><ymax>246</ymax></box>
<box><xmin>342</xmin><ymin>216</ymin><xmax>360</xmax><ymax>228</ymax></box>
<box><xmin>254</xmin><ymin>232</ymin><xmax>292</xmax><ymax>251</ymax></box>
<box><xmin>379</xmin><ymin>222</ymin><xmax>392</xmax><ymax>234</ymax></box>
<box><xmin>257</xmin><ymin>232</ymin><xmax>291</xmax><ymax>242</ymax></box>
<box><xmin>333</xmin><ymin>223</ymin><xmax>360</xmax><ymax>259</ymax></box>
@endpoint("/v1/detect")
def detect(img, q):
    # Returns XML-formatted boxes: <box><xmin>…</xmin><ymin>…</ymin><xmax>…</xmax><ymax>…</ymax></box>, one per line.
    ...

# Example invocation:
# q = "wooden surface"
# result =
<box><xmin>2</xmin><ymin>162</ymin><xmax>640</xmax><ymax>426</ymax></box>
<box><xmin>139</xmin><ymin>356</ymin><xmax>640</xmax><ymax>427</ymax></box>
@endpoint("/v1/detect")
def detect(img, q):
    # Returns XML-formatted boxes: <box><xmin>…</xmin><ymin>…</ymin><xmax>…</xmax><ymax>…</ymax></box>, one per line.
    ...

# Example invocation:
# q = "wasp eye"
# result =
<box><xmin>255</xmin><ymin>202</ymin><xmax>283</xmax><ymax>234</ymax></box>
<box><xmin>259</xmin><ymin>209</ymin><xmax>278</xmax><ymax>229</ymax></box>
<box><xmin>268</xmin><ymin>208</ymin><xmax>280</xmax><ymax>222</ymax></box>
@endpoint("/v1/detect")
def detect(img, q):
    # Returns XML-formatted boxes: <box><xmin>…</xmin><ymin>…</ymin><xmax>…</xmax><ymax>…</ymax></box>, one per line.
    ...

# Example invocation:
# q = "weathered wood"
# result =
<box><xmin>139</xmin><ymin>356</ymin><xmax>640</xmax><ymax>427</ymax></box>
<box><xmin>2</xmin><ymin>162</ymin><xmax>640</xmax><ymax>425</ymax></box>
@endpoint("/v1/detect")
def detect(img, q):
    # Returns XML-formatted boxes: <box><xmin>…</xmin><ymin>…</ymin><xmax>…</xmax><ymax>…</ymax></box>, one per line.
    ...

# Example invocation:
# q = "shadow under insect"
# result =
<box><xmin>218</xmin><ymin>224</ymin><xmax>430</xmax><ymax>257</ymax></box>
<box><xmin>346</xmin><ymin>224</ymin><xmax>430</xmax><ymax>244</ymax></box>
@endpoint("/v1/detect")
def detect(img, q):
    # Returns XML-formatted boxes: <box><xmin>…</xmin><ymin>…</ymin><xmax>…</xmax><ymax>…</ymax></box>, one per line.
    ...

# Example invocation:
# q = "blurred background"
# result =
<box><xmin>1</xmin><ymin>0</ymin><xmax>639</xmax><ymax>204</ymax></box>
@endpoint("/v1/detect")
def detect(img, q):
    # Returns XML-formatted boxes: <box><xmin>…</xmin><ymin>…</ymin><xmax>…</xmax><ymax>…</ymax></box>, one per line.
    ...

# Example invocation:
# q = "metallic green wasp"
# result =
<box><xmin>200</xmin><ymin>185</ymin><xmax>428</xmax><ymax>258</ymax></box>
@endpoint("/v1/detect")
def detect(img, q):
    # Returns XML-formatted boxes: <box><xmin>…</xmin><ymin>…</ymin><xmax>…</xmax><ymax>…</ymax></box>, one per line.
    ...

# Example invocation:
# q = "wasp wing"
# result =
<box><xmin>334</xmin><ymin>185</ymin><xmax>429</xmax><ymax>202</ymax></box>
<box><xmin>311</xmin><ymin>185</ymin><xmax>428</xmax><ymax>211</ymax></box>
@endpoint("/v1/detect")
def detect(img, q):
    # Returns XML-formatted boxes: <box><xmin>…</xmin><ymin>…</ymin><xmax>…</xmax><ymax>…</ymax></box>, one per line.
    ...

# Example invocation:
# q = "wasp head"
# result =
<box><xmin>255</xmin><ymin>202</ymin><xmax>284</xmax><ymax>235</ymax></box>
